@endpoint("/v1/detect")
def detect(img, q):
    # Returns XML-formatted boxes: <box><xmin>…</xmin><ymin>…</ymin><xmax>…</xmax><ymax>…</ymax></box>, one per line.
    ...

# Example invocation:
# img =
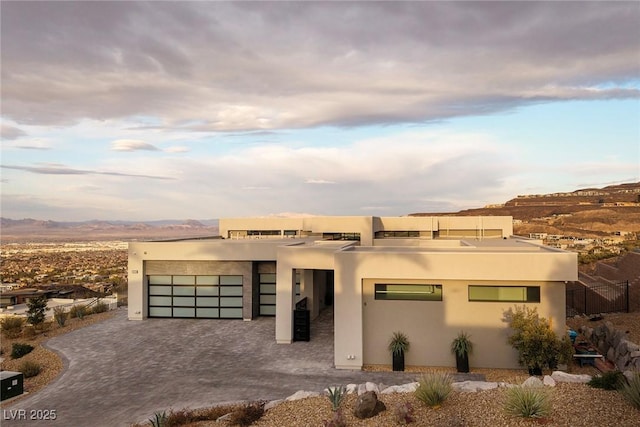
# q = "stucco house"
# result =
<box><xmin>128</xmin><ymin>216</ymin><xmax>577</xmax><ymax>370</ymax></box>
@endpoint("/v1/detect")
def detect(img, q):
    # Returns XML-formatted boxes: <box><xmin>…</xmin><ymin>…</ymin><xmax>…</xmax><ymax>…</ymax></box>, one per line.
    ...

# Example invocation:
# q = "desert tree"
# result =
<box><xmin>26</xmin><ymin>295</ymin><xmax>48</xmax><ymax>328</ymax></box>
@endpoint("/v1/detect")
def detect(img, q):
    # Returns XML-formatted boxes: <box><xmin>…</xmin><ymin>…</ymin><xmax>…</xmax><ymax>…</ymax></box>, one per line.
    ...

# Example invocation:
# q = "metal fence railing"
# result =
<box><xmin>566</xmin><ymin>280</ymin><xmax>629</xmax><ymax>316</ymax></box>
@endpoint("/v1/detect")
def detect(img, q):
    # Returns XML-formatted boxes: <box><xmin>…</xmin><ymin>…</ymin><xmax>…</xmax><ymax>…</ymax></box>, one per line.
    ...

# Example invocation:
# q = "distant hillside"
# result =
<box><xmin>410</xmin><ymin>182</ymin><xmax>640</xmax><ymax>237</ymax></box>
<box><xmin>0</xmin><ymin>218</ymin><xmax>219</xmax><ymax>243</ymax></box>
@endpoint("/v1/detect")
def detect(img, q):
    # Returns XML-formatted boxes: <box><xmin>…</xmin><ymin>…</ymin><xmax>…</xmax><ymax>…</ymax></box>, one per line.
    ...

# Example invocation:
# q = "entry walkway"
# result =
<box><xmin>2</xmin><ymin>308</ymin><xmax>467</xmax><ymax>426</ymax></box>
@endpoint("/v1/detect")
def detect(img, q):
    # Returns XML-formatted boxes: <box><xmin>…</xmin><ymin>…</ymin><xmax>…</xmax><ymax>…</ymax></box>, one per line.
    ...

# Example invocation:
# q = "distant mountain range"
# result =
<box><xmin>0</xmin><ymin>218</ymin><xmax>219</xmax><ymax>229</ymax></box>
<box><xmin>0</xmin><ymin>218</ymin><xmax>220</xmax><ymax>243</ymax></box>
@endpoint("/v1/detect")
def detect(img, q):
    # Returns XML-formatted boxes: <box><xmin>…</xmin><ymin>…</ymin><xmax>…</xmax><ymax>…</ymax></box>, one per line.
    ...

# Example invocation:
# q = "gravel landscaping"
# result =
<box><xmin>2</xmin><ymin>310</ymin><xmax>639</xmax><ymax>426</ymax></box>
<box><xmin>243</xmin><ymin>382</ymin><xmax>640</xmax><ymax>427</ymax></box>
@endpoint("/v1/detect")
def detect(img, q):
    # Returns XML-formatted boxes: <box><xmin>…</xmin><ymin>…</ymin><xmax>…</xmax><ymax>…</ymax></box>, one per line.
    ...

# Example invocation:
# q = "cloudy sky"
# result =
<box><xmin>1</xmin><ymin>1</ymin><xmax>639</xmax><ymax>221</ymax></box>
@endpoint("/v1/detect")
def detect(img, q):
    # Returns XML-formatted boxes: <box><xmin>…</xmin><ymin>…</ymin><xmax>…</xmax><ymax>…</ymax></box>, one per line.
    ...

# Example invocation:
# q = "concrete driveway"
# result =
<box><xmin>2</xmin><ymin>308</ymin><xmax>423</xmax><ymax>426</ymax></box>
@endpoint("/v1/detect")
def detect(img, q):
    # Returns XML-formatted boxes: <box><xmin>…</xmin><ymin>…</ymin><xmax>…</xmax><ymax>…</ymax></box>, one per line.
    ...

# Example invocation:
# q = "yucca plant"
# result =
<box><xmin>388</xmin><ymin>331</ymin><xmax>410</xmax><ymax>371</ymax></box>
<box><xmin>326</xmin><ymin>385</ymin><xmax>347</xmax><ymax>411</ymax></box>
<box><xmin>415</xmin><ymin>372</ymin><xmax>453</xmax><ymax>408</ymax></box>
<box><xmin>504</xmin><ymin>386</ymin><xmax>552</xmax><ymax>418</ymax></box>
<box><xmin>451</xmin><ymin>331</ymin><xmax>473</xmax><ymax>373</ymax></box>
<box><xmin>148</xmin><ymin>411</ymin><xmax>168</xmax><ymax>427</ymax></box>
<box><xmin>620</xmin><ymin>372</ymin><xmax>640</xmax><ymax>410</ymax></box>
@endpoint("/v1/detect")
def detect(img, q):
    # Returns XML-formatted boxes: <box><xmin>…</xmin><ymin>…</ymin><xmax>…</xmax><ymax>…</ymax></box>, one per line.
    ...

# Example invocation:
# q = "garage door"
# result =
<box><xmin>259</xmin><ymin>272</ymin><xmax>300</xmax><ymax>316</ymax></box>
<box><xmin>148</xmin><ymin>275</ymin><xmax>243</xmax><ymax>318</ymax></box>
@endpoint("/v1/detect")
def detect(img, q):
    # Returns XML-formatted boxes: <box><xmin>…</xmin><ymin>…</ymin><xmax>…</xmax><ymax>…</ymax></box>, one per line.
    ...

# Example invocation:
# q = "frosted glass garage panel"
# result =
<box><xmin>260</xmin><ymin>306</ymin><xmax>276</xmax><ymax>316</ymax></box>
<box><xmin>173</xmin><ymin>297</ymin><xmax>195</xmax><ymax>306</ymax></box>
<box><xmin>196</xmin><ymin>308</ymin><xmax>219</xmax><ymax>318</ymax></box>
<box><xmin>148</xmin><ymin>275</ymin><xmax>172</xmax><ymax>285</ymax></box>
<box><xmin>196</xmin><ymin>286</ymin><xmax>219</xmax><ymax>296</ymax></box>
<box><xmin>150</xmin><ymin>296</ymin><xmax>172</xmax><ymax>306</ymax></box>
<box><xmin>220</xmin><ymin>308</ymin><xmax>242</xmax><ymax>318</ymax></box>
<box><xmin>173</xmin><ymin>308</ymin><xmax>195</xmax><ymax>317</ymax></box>
<box><xmin>173</xmin><ymin>275</ymin><xmax>195</xmax><ymax>285</ymax></box>
<box><xmin>260</xmin><ymin>274</ymin><xmax>276</xmax><ymax>283</ymax></box>
<box><xmin>173</xmin><ymin>286</ymin><xmax>195</xmax><ymax>296</ymax></box>
<box><xmin>220</xmin><ymin>276</ymin><xmax>243</xmax><ymax>285</ymax></box>
<box><xmin>260</xmin><ymin>284</ymin><xmax>276</xmax><ymax>294</ymax></box>
<box><xmin>149</xmin><ymin>286</ymin><xmax>172</xmax><ymax>296</ymax></box>
<box><xmin>220</xmin><ymin>286</ymin><xmax>243</xmax><ymax>296</ymax></box>
<box><xmin>260</xmin><ymin>295</ymin><xmax>276</xmax><ymax>305</ymax></box>
<box><xmin>196</xmin><ymin>297</ymin><xmax>219</xmax><ymax>307</ymax></box>
<box><xmin>197</xmin><ymin>276</ymin><xmax>219</xmax><ymax>285</ymax></box>
<box><xmin>149</xmin><ymin>307</ymin><xmax>172</xmax><ymax>317</ymax></box>
<box><xmin>220</xmin><ymin>297</ymin><xmax>242</xmax><ymax>307</ymax></box>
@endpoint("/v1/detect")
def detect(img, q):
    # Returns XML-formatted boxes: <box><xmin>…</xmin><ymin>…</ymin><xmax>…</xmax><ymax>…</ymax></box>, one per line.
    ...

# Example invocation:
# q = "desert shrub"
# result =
<box><xmin>69</xmin><ymin>304</ymin><xmax>87</xmax><ymax>319</ymax></box>
<box><xmin>504</xmin><ymin>305</ymin><xmax>560</xmax><ymax>371</ymax></box>
<box><xmin>20</xmin><ymin>360</ymin><xmax>41</xmax><ymax>378</ymax></box>
<box><xmin>326</xmin><ymin>385</ymin><xmax>346</xmax><ymax>411</ymax></box>
<box><xmin>148</xmin><ymin>411</ymin><xmax>168</xmax><ymax>427</ymax></box>
<box><xmin>26</xmin><ymin>295</ymin><xmax>48</xmax><ymax>327</ymax></box>
<box><xmin>415</xmin><ymin>372</ymin><xmax>453</xmax><ymax>408</ymax></box>
<box><xmin>226</xmin><ymin>403</ymin><xmax>264</xmax><ymax>427</ymax></box>
<box><xmin>92</xmin><ymin>300</ymin><xmax>108</xmax><ymax>314</ymax></box>
<box><xmin>588</xmin><ymin>371</ymin><xmax>625</xmax><ymax>390</ymax></box>
<box><xmin>53</xmin><ymin>306</ymin><xmax>68</xmax><ymax>327</ymax></box>
<box><xmin>393</xmin><ymin>401</ymin><xmax>415</xmax><ymax>424</ymax></box>
<box><xmin>11</xmin><ymin>343</ymin><xmax>34</xmax><ymax>359</ymax></box>
<box><xmin>322</xmin><ymin>410</ymin><xmax>346</xmax><ymax>427</ymax></box>
<box><xmin>620</xmin><ymin>372</ymin><xmax>640</xmax><ymax>410</ymax></box>
<box><xmin>1</xmin><ymin>316</ymin><xmax>24</xmax><ymax>338</ymax></box>
<box><xmin>504</xmin><ymin>386</ymin><xmax>551</xmax><ymax>418</ymax></box>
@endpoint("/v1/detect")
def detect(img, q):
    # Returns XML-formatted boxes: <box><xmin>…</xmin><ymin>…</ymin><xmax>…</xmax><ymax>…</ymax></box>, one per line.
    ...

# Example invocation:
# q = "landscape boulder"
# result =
<box><xmin>551</xmin><ymin>371</ymin><xmax>591</xmax><ymax>383</ymax></box>
<box><xmin>285</xmin><ymin>390</ymin><xmax>319</xmax><ymax>401</ymax></box>
<box><xmin>452</xmin><ymin>381</ymin><xmax>498</xmax><ymax>392</ymax></box>
<box><xmin>353</xmin><ymin>391</ymin><xmax>386</xmax><ymax>419</ymax></box>
<box><xmin>522</xmin><ymin>376</ymin><xmax>544</xmax><ymax>388</ymax></box>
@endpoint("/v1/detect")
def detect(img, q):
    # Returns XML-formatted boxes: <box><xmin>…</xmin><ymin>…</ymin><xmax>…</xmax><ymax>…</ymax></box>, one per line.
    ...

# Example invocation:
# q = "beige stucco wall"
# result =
<box><xmin>333</xmin><ymin>248</ymin><xmax>576</xmax><ymax>369</ymax></box>
<box><xmin>361</xmin><ymin>278</ymin><xmax>565</xmax><ymax>369</ymax></box>
<box><xmin>274</xmin><ymin>242</ymin><xmax>352</xmax><ymax>343</ymax></box>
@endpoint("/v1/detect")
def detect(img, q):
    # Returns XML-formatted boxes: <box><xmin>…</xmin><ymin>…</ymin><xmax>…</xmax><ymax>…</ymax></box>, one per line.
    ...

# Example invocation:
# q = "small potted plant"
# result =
<box><xmin>451</xmin><ymin>331</ymin><xmax>473</xmax><ymax>373</ymax></box>
<box><xmin>388</xmin><ymin>331</ymin><xmax>410</xmax><ymax>371</ymax></box>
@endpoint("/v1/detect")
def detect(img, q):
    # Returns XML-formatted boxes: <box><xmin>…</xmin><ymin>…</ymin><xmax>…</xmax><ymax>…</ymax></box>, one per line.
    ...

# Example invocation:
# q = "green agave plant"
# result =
<box><xmin>388</xmin><ymin>331</ymin><xmax>410</xmax><ymax>356</ymax></box>
<box><xmin>451</xmin><ymin>331</ymin><xmax>474</xmax><ymax>357</ymax></box>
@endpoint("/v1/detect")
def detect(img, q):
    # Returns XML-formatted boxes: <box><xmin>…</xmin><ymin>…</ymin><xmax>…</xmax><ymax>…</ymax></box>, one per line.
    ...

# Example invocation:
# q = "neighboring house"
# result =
<box><xmin>128</xmin><ymin>216</ymin><xmax>577</xmax><ymax>370</ymax></box>
<box><xmin>0</xmin><ymin>288</ymin><xmax>53</xmax><ymax>308</ymax></box>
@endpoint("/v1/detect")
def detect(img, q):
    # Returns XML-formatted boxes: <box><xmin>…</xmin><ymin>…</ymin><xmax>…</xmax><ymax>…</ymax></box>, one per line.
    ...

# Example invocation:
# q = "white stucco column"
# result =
<box><xmin>275</xmin><ymin>262</ymin><xmax>296</xmax><ymax>344</ymax></box>
<box><xmin>127</xmin><ymin>243</ymin><xmax>146</xmax><ymax>320</ymax></box>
